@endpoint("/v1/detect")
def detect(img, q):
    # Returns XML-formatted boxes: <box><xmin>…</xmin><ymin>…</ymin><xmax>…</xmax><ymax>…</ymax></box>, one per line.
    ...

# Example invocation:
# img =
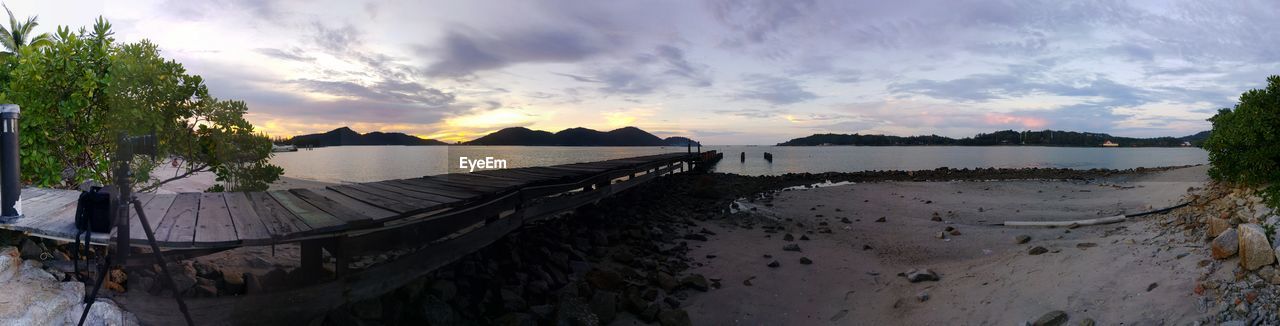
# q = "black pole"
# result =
<box><xmin>0</xmin><ymin>104</ymin><xmax>20</xmax><ymax>221</ymax></box>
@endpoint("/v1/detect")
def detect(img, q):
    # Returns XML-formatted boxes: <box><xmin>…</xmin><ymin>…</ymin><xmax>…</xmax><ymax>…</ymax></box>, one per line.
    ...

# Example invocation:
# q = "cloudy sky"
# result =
<box><xmin>11</xmin><ymin>0</ymin><xmax>1280</xmax><ymax>144</ymax></box>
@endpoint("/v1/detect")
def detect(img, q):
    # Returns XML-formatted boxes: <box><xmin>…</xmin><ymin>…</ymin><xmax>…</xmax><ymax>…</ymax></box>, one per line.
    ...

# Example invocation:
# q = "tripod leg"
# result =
<box><xmin>132</xmin><ymin>198</ymin><xmax>195</xmax><ymax>326</ymax></box>
<box><xmin>76</xmin><ymin>251</ymin><xmax>111</xmax><ymax>326</ymax></box>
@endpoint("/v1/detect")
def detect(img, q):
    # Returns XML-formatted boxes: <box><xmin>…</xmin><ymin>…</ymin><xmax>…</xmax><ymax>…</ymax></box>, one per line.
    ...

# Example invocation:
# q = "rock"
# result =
<box><xmin>18</xmin><ymin>238</ymin><xmax>42</xmax><ymax>260</ymax></box>
<box><xmin>1208</xmin><ymin>216</ymin><xmax>1231</xmax><ymax>237</ymax></box>
<box><xmin>900</xmin><ymin>269</ymin><xmax>939</xmax><ymax>283</ymax></box>
<box><xmin>656</xmin><ymin>272</ymin><xmax>678</xmax><ymax>292</ymax></box>
<box><xmin>191</xmin><ymin>278</ymin><xmax>218</xmax><ymax>297</ymax></box>
<box><xmin>1028</xmin><ymin>246</ymin><xmax>1049</xmax><ymax>255</ymax></box>
<box><xmin>244</xmin><ymin>273</ymin><xmax>263</xmax><ymax>294</ymax></box>
<box><xmin>422</xmin><ymin>296</ymin><xmax>464</xmax><ymax>326</ymax></box>
<box><xmin>783</xmin><ymin>244</ymin><xmax>801</xmax><ymax>252</ymax></box>
<box><xmin>589</xmin><ymin>291</ymin><xmax>618</xmax><ymax>323</ymax></box>
<box><xmin>658</xmin><ymin>308</ymin><xmax>692</xmax><ymax>326</ymax></box>
<box><xmin>1015</xmin><ymin>235</ymin><xmax>1031</xmax><ymax>244</ymax></box>
<box><xmin>1211</xmin><ymin>228</ymin><xmax>1239</xmax><ymax>259</ymax></box>
<box><xmin>222</xmin><ymin>271</ymin><xmax>244</xmax><ymax>294</ymax></box>
<box><xmin>875</xmin><ymin>217</ymin><xmax>886</xmax><ymax>223</ymax></box>
<box><xmin>1077</xmin><ymin>318</ymin><xmax>1095</xmax><ymax>326</ymax></box>
<box><xmin>1238</xmin><ymin>223</ymin><xmax>1275</xmax><ymax>270</ymax></box>
<box><xmin>170</xmin><ymin>262</ymin><xmax>199</xmax><ymax>293</ymax></box>
<box><xmin>682</xmin><ymin>234</ymin><xmax>707</xmax><ymax>241</ymax></box>
<box><xmin>783</xmin><ymin>233</ymin><xmax>794</xmax><ymax>241</ymax></box>
<box><xmin>949</xmin><ymin>229</ymin><xmax>961</xmax><ymax>236</ymax></box>
<box><xmin>586</xmin><ymin>269</ymin><xmax>624</xmax><ymax>291</ymax></box>
<box><xmin>935</xmin><ymin>231</ymin><xmax>946</xmax><ymax>239</ymax></box>
<box><xmin>1032</xmin><ymin>310</ymin><xmax>1068</xmax><ymax>326</ymax></box>
<box><xmin>680</xmin><ymin>274</ymin><xmax>709</xmax><ymax>291</ymax></box>
<box><xmin>1146</xmin><ymin>282</ymin><xmax>1157</xmax><ymax>291</ymax></box>
<box><xmin>916</xmin><ymin>290</ymin><xmax>929</xmax><ymax>302</ymax></box>
<box><xmin>0</xmin><ymin>246</ymin><xmax>19</xmax><ymax>283</ymax></box>
<box><xmin>799</xmin><ymin>235</ymin><xmax>810</xmax><ymax>241</ymax></box>
<box><xmin>640</xmin><ymin>303</ymin><xmax>660</xmax><ymax>322</ymax></box>
<box><xmin>501</xmin><ymin>288</ymin><xmax>527</xmax><ymax>311</ymax></box>
<box><xmin>800</xmin><ymin>257</ymin><xmax>813</xmax><ymax>265</ymax></box>
<box><xmin>767</xmin><ymin>261</ymin><xmax>780</xmax><ymax>268</ymax></box>
<box><xmin>931</xmin><ymin>212</ymin><xmax>942</xmax><ymax>222</ymax></box>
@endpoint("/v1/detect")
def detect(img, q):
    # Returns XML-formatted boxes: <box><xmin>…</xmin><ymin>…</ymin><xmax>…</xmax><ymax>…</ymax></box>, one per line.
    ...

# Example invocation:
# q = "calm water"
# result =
<box><xmin>269</xmin><ymin>145</ymin><xmax>1208</xmax><ymax>183</ymax></box>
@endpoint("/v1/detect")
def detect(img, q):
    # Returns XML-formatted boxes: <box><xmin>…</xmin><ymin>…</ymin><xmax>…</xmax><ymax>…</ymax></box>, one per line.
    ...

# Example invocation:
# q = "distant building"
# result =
<box><xmin>1102</xmin><ymin>140</ymin><xmax>1119</xmax><ymax>147</ymax></box>
<box><xmin>1182</xmin><ymin>141</ymin><xmax>1193</xmax><ymax>147</ymax></box>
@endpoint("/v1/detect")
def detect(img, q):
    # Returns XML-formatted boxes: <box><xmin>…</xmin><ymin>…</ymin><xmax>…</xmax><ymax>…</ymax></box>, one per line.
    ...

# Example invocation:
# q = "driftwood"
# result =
<box><xmin>1002</xmin><ymin>215</ymin><xmax>1127</xmax><ymax>227</ymax></box>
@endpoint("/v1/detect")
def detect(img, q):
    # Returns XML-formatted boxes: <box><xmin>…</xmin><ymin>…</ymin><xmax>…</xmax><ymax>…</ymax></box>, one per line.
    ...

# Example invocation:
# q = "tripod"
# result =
<box><xmin>79</xmin><ymin>134</ymin><xmax>195</xmax><ymax>326</ymax></box>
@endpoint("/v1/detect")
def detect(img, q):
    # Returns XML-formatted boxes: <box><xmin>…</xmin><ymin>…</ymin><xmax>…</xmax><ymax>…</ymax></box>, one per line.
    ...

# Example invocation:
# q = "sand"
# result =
<box><xmin>677</xmin><ymin>165</ymin><xmax>1210</xmax><ymax>325</ymax></box>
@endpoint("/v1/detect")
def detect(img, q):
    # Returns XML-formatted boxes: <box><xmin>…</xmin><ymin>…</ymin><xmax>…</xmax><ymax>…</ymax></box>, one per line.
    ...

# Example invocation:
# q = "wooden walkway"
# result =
<box><xmin>0</xmin><ymin>152</ymin><xmax>702</xmax><ymax>249</ymax></box>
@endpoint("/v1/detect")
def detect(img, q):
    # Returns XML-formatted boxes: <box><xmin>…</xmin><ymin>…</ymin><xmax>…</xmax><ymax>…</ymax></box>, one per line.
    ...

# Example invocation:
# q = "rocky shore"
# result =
<box><xmin>0</xmin><ymin>165</ymin><xmax>1211</xmax><ymax>325</ymax></box>
<box><xmin>1184</xmin><ymin>184</ymin><xmax>1280</xmax><ymax>324</ymax></box>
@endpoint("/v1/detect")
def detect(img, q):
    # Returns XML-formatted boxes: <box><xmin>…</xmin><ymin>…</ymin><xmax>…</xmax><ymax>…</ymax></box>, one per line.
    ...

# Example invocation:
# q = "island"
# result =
<box><xmin>283</xmin><ymin>127</ymin><xmax>448</xmax><ymax>148</ymax></box>
<box><xmin>465</xmin><ymin>126</ymin><xmax>698</xmax><ymax>146</ymax></box>
<box><xmin>777</xmin><ymin>129</ymin><xmax>1210</xmax><ymax>147</ymax></box>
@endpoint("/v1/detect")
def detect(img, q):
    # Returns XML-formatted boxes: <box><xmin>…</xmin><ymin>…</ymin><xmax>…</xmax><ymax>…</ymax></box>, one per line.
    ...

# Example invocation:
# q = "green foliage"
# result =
<box><xmin>1203</xmin><ymin>75</ymin><xmax>1280</xmax><ymax>208</ymax></box>
<box><xmin>0</xmin><ymin>11</ymin><xmax>282</xmax><ymax>192</ymax></box>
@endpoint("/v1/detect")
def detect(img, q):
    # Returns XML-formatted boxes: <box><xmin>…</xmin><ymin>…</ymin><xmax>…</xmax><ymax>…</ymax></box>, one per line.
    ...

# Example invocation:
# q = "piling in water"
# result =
<box><xmin>740</xmin><ymin>152</ymin><xmax>745</xmax><ymax>162</ymax></box>
<box><xmin>763</xmin><ymin>152</ymin><xmax>773</xmax><ymax>162</ymax></box>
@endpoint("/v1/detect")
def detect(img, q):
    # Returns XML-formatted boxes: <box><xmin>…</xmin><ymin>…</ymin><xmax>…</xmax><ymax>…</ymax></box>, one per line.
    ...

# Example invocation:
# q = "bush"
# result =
<box><xmin>1203</xmin><ymin>75</ymin><xmax>1280</xmax><ymax>207</ymax></box>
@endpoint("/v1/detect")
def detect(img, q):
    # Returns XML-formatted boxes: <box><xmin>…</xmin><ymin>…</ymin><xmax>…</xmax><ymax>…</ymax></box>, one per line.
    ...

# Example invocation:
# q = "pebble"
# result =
<box><xmin>1015</xmin><ymin>235</ymin><xmax>1031</xmax><ymax>244</ymax></box>
<box><xmin>783</xmin><ymin>244</ymin><xmax>801</xmax><ymax>252</ymax></box>
<box><xmin>900</xmin><ymin>268</ymin><xmax>939</xmax><ymax>283</ymax></box>
<box><xmin>1028</xmin><ymin>246</ymin><xmax>1049</xmax><ymax>255</ymax></box>
<box><xmin>1032</xmin><ymin>310</ymin><xmax>1068</xmax><ymax>326</ymax></box>
<box><xmin>875</xmin><ymin>217</ymin><xmax>886</xmax><ymax>223</ymax></box>
<box><xmin>800</xmin><ymin>257</ymin><xmax>812</xmax><ymax>265</ymax></box>
<box><xmin>916</xmin><ymin>290</ymin><xmax>930</xmax><ymax>302</ymax></box>
<box><xmin>767</xmin><ymin>261</ymin><xmax>780</xmax><ymax>268</ymax></box>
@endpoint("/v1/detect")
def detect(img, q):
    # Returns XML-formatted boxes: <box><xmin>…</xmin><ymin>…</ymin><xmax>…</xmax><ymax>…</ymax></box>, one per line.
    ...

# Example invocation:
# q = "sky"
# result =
<box><xmin>7</xmin><ymin>0</ymin><xmax>1280</xmax><ymax>144</ymax></box>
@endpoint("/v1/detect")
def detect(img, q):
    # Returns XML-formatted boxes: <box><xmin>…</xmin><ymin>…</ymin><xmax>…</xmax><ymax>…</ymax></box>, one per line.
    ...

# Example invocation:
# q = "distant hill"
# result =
<box><xmin>778</xmin><ymin>129</ymin><xmax>1210</xmax><ymax>147</ymax></box>
<box><xmin>285</xmin><ymin>127</ymin><xmax>447</xmax><ymax>147</ymax></box>
<box><xmin>467</xmin><ymin>126</ymin><xmax>698</xmax><ymax>146</ymax></box>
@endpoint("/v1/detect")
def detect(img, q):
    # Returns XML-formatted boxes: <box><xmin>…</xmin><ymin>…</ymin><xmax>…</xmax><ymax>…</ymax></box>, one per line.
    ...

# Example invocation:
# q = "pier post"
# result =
<box><xmin>0</xmin><ymin>104</ymin><xmax>20</xmax><ymax>220</ymax></box>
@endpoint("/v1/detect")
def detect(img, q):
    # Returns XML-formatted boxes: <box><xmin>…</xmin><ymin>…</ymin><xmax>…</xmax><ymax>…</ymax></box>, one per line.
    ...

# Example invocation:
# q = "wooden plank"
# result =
<box><xmin>268</xmin><ymin>191</ymin><xmax>345</xmax><ymax>231</ymax></box>
<box><xmin>156</xmin><ymin>193</ymin><xmax>200</xmax><ymax>245</ymax></box>
<box><xmin>422</xmin><ymin>175</ymin><xmax>509</xmax><ymax>193</ymax></box>
<box><xmin>131</xmin><ymin>194</ymin><xmax>177</xmax><ymax>242</ymax></box>
<box><xmin>384</xmin><ymin>179</ymin><xmax>483</xmax><ymax>199</ymax></box>
<box><xmin>437</xmin><ymin>173</ymin><xmax>526</xmax><ymax>188</ymax></box>
<box><xmin>289</xmin><ymin>188</ymin><xmax>376</xmax><ymax>225</ymax></box>
<box><xmin>124</xmin><ymin>194</ymin><xmax>158</xmax><ymax>240</ymax></box>
<box><xmin>471</xmin><ymin>169</ymin><xmax>559</xmax><ymax>182</ymax></box>
<box><xmin>308</xmin><ymin>188</ymin><xmax>397</xmax><ymax>221</ymax></box>
<box><xmin>328</xmin><ymin>184</ymin><xmax>427</xmax><ymax>214</ymax></box>
<box><xmin>362</xmin><ymin>182</ymin><xmax>460</xmax><ymax>205</ymax></box>
<box><xmin>194</xmin><ymin>193</ymin><xmax>238</xmax><ymax>246</ymax></box>
<box><xmin>247</xmin><ymin>192</ymin><xmax>310</xmax><ymax>238</ymax></box>
<box><xmin>223</xmin><ymin>192</ymin><xmax>273</xmax><ymax>245</ymax></box>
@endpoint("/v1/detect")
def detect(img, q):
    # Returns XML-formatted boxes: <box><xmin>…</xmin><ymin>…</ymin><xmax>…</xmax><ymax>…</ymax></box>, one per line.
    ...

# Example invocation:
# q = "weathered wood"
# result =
<box><xmin>268</xmin><ymin>190</ymin><xmax>345</xmax><ymax>232</ymax></box>
<box><xmin>156</xmin><ymin>193</ymin><xmax>201</xmax><ymax>245</ymax></box>
<box><xmin>362</xmin><ymin>182</ymin><xmax>459</xmax><ymax>204</ymax></box>
<box><xmin>247</xmin><ymin>192</ymin><xmax>310</xmax><ymax>238</ymax></box>
<box><xmin>131</xmin><ymin>194</ymin><xmax>177</xmax><ymax>242</ymax></box>
<box><xmin>194</xmin><ymin>193</ymin><xmax>239</xmax><ymax>246</ymax></box>
<box><xmin>386</xmin><ymin>179</ymin><xmax>484</xmax><ymax>199</ymax></box>
<box><xmin>308</xmin><ymin>188</ymin><xmax>397</xmax><ymax>221</ymax></box>
<box><xmin>436</xmin><ymin>173</ymin><xmax>525</xmax><ymax>188</ymax></box>
<box><xmin>329</xmin><ymin>184</ymin><xmax>431</xmax><ymax>213</ymax></box>
<box><xmin>223</xmin><ymin>192</ymin><xmax>273</xmax><ymax>245</ymax></box>
<box><xmin>289</xmin><ymin>188</ymin><xmax>376</xmax><ymax>225</ymax></box>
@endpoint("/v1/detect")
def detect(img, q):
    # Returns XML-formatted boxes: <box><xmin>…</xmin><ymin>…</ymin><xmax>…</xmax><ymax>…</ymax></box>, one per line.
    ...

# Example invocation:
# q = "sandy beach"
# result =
<box><xmin>670</xmin><ymin>166</ymin><xmax>1209</xmax><ymax>324</ymax></box>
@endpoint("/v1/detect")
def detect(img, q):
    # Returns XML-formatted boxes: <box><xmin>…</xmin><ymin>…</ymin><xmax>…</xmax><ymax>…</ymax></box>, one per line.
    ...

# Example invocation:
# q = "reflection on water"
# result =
<box><xmin>269</xmin><ymin>145</ymin><xmax>1209</xmax><ymax>183</ymax></box>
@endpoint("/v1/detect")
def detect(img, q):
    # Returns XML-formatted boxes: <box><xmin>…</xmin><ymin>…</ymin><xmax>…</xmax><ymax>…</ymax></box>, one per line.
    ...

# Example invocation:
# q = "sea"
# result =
<box><xmin>268</xmin><ymin>145</ymin><xmax>1209</xmax><ymax>183</ymax></box>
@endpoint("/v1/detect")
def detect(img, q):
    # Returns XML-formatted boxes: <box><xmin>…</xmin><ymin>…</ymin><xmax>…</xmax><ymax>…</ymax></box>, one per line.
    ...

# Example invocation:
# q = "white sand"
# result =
<box><xmin>678</xmin><ymin>166</ymin><xmax>1209</xmax><ymax>325</ymax></box>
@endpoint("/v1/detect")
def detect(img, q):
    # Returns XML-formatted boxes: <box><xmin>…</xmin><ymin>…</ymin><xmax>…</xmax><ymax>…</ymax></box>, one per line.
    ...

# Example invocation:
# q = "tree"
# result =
<box><xmin>0</xmin><ymin>14</ymin><xmax>282</xmax><ymax>192</ymax></box>
<box><xmin>1203</xmin><ymin>75</ymin><xmax>1280</xmax><ymax>207</ymax></box>
<box><xmin>0</xmin><ymin>4</ymin><xmax>51</xmax><ymax>57</ymax></box>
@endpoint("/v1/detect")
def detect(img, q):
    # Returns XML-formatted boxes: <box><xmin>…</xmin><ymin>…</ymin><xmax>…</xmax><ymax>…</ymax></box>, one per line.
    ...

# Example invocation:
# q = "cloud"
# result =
<box><xmin>255</xmin><ymin>48</ymin><xmax>314</xmax><ymax>62</ymax></box>
<box><xmin>736</xmin><ymin>74</ymin><xmax>818</xmax><ymax>105</ymax></box>
<box><xmin>423</xmin><ymin>28</ymin><xmax>612</xmax><ymax>77</ymax></box>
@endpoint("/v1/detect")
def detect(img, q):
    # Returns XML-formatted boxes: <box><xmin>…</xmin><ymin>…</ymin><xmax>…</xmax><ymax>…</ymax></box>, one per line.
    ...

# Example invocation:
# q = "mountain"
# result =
<box><xmin>466</xmin><ymin>126</ymin><xmax>698</xmax><ymax>146</ymax></box>
<box><xmin>285</xmin><ymin>127</ymin><xmax>447</xmax><ymax>147</ymax></box>
<box><xmin>778</xmin><ymin>129</ymin><xmax>1210</xmax><ymax>147</ymax></box>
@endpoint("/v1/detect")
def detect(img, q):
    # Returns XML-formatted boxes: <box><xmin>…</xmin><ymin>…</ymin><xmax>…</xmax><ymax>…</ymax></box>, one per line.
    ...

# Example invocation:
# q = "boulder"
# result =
<box><xmin>658</xmin><ymin>308</ymin><xmax>692</xmax><ymax>326</ymax></box>
<box><xmin>680</xmin><ymin>274</ymin><xmax>709</xmax><ymax>291</ymax></box>
<box><xmin>0</xmin><ymin>246</ymin><xmax>20</xmax><ymax>283</ymax></box>
<box><xmin>1238</xmin><ymin>224</ymin><xmax>1275</xmax><ymax>270</ymax></box>
<box><xmin>18</xmin><ymin>238</ymin><xmax>43</xmax><ymax>260</ymax></box>
<box><xmin>1211</xmin><ymin>228</ymin><xmax>1239</xmax><ymax>259</ymax></box>
<box><xmin>655</xmin><ymin>272</ymin><xmax>678</xmax><ymax>292</ymax></box>
<box><xmin>1208</xmin><ymin>216</ymin><xmax>1231</xmax><ymax>237</ymax></box>
<box><xmin>585</xmin><ymin>269</ymin><xmax>623</xmax><ymax>291</ymax></box>
<box><xmin>589</xmin><ymin>291</ymin><xmax>618</xmax><ymax>323</ymax></box>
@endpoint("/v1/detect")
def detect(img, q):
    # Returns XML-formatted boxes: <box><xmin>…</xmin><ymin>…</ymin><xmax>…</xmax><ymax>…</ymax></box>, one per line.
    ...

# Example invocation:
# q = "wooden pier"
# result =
<box><xmin>0</xmin><ymin>150</ymin><xmax>721</xmax><ymax>325</ymax></box>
